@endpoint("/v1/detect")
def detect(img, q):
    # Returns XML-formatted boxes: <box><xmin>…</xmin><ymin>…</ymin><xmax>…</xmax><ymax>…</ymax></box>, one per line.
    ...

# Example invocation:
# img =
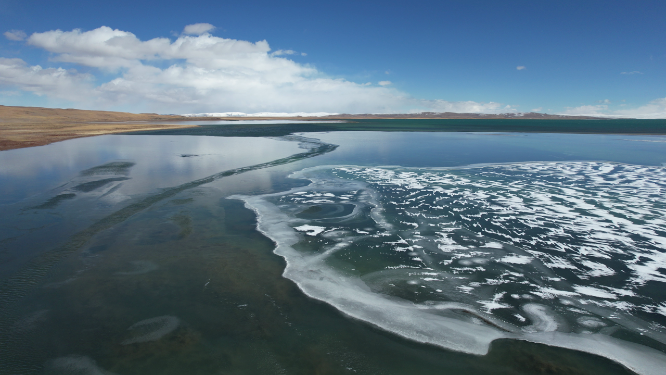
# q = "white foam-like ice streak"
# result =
<box><xmin>234</xmin><ymin>190</ymin><xmax>666</xmax><ymax>375</ymax></box>
<box><xmin>522</xmin><ymin>304</ymin><xmax>559</xmax><ymax>332</ymax></box>
<box><xmin>294</xmin><ymin>224</ymin><xmax>326</xmax><ymax>236</ymax></box>
<box><xmin>235</xmin><ymin>192</ymin><xmax>505</xmax><ymax>355</ymax></box>
<box><xmin>500</xmin><ymin>254</ymin><xmax>533</xmax><ymax>264</ymax></box>
<box><xmin>231</xmin><ymin>162</ymin><xmax>666</xmax><ymax>375</ymax></box>
<box><xmin>522</xmin><ymin>332</ymin><xmax>666</xmax><ymax>375</ymax></box>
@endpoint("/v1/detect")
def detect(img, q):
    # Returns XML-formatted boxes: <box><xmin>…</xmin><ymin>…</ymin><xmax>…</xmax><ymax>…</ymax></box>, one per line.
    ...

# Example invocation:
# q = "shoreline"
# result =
<box><xmin>0</xmin><ymin>122</ymin><xmax>201</xmax><ymax>152</ymax></box>
<box><xmin>0</xmin><ymin>105</ymin><xmax>201</xmax><ymax>151</ymax></box>
<box><xmin>2</xmin><ymin>105</ymin><xmax>665</xmax><ymax>152</ymax></box>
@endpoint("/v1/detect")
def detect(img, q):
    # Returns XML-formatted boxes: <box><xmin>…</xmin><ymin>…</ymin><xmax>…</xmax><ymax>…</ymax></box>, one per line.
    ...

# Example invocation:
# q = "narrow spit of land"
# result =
<box><xmin>2</xmin><ymin>105</ymin><xmax>666</xmax><ymax>151</ymax></box>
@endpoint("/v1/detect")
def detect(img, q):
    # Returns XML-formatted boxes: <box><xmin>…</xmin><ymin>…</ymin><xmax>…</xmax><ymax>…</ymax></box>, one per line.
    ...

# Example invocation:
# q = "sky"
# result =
<box><xmin>0</xmin><ymin>0</ymin><xmax>664</xmax><ymax>117</ymax></box>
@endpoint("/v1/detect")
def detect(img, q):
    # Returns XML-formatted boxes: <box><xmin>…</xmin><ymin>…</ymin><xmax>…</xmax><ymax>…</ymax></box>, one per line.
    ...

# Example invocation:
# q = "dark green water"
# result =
<box><xmin>139</xmin><ymin>118</ymin><xmax>666</xmax><ymax>136</ymax></box>
<box><xmin>1</xmin><ymin>125</ymin><xmax>665</xmax><ymax>375</ymax></box>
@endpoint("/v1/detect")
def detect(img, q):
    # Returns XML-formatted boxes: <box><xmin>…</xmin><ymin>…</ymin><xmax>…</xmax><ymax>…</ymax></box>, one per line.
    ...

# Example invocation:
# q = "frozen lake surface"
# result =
<box><xmin>1</xmin><ymin>127</ymin><xmax>665</xmax><ymax>374</ymax></box>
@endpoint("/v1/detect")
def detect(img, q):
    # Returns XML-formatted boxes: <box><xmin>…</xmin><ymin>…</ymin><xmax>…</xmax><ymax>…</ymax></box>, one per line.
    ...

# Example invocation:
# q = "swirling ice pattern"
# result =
<box><xmin>278</xmin><ymin>162</ymin><xmax>666</xmax><ymax>343</ymax></box>
<box><xmin>236</xmin><ymin>161</ymin><xmax>666</xmax><ymax>374</ymax></box>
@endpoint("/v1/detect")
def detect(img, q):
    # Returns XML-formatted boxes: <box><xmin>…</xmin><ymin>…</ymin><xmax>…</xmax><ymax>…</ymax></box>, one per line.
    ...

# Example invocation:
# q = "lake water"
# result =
<box><xmin>1</xmin><ymin>127</ymin><xmax>665</xmax><ymax>375</ymax></box>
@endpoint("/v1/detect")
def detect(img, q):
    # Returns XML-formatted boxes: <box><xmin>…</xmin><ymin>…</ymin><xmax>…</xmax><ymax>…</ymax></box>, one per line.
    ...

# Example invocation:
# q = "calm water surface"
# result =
<box><xmin>1</xmin><ymin>130</ymin><xmax>665</xmax><ymax>375</ymax></box>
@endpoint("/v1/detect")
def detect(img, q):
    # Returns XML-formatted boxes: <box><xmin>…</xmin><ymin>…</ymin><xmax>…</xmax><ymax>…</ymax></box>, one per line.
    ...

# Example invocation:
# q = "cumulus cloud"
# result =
<box><xmin>183</xmin><ymin>23</ymin><xmax>215</xmax><ymax>35</ymax></box>
<box><xmin>614</xmin><ymin>98</ymin><xmax>666</xmax><ymax>119</ymax></box>
<box><xmin>2</xmin><ymin>26</ymin><xmax>514</xmax><ymax>114</ymax></box>
<box><xmin>562</xmin><ymin>98</ymin><xmax>666</xmax><ymax>119</ymax></box>
<box><xmin>414</xmin><ymin>99</ymin><xmax>514</xmax><ymax>114</ymax></box>
<box><xmin>0</xmin><ymin>58</ymin><xmax>93</xmax><ymax>101</ymax></box>
<box><xmin>516</xmin><ymin>66</ymin><xmax>526</xmax><ymax>70</ymax></box>
<box><xmin>562</xmin><ymin>105</ymin><xmax>609</xmax><ymax>117</ymax></box>
<box><xmin>4</xmin><ymin>30</ymin><xmax>27</xmax><ymax>41</ymax></box>
<box><xmin>378</xmin><ymin>81</ymin><xmax>391</xmax><ymax>86</ymax></box>
<box><xmin>27</xmin><ymin>27</ymin><xmax>170</xmax><ymax>69</ymax></box>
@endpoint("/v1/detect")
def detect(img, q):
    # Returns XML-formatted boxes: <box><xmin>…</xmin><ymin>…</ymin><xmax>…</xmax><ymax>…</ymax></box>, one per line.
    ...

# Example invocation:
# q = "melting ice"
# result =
<box><xmin>234</xmin><ymin>161</ymin><xmax>666</xmax><ymax>375</ymax></box>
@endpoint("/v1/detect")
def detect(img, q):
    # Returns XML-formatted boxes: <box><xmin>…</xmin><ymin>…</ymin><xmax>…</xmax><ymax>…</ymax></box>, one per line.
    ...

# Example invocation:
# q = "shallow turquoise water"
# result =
<box><xmin>1</xmin><ymin>130</ymin><xmax>665</xmax><ymax>374</ymax></box>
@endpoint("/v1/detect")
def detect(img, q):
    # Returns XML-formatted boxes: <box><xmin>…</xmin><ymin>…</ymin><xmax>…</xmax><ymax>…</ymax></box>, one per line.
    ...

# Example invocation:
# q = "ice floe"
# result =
<box><xmin>231</xmin><ymin>161</ymin><xmax>666</xmax><ymax>375</ymax></box>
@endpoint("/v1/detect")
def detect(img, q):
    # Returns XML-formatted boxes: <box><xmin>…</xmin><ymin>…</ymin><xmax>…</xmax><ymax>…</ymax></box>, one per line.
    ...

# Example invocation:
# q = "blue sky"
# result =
<box><xmin>1</xmin><ymin>0</ymin><xmax>664</xmax><ymax>117</ymax></box>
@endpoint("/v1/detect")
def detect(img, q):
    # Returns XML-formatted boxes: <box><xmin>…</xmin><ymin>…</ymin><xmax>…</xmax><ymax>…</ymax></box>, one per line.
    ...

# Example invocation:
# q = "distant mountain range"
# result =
<box><xmin>318</xmin><ymin>112</ymin><xmax>604</xmax><ymax>120</ymax></box>
<box><xmin>183</xmin><ymin>111</ymin><xmax>605</xmax><ymax>120</ymax></box>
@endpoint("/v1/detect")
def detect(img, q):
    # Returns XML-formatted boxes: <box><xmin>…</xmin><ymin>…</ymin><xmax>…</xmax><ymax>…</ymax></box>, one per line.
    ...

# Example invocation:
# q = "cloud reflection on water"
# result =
<box><xmin>0</xmin><ymin>135</ymin><xmax>303</xmax><ymax>205</ymax></box>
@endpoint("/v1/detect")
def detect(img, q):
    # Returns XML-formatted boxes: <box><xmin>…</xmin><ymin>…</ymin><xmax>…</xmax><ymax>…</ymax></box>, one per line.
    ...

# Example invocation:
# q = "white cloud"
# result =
<box><xmin>378</xmin><ymin>81</ymin><xmax>391</xmax><ymax>86</ymax></box>
<box><xmin>0</xmin><ymin>58</ymin><xmax>94</xmax><ymax>102</ymax></box>
<box><xmin>562</xmin><ymin>98</ymin><xmax>666</xmax><ymax>119</ymax></box>
<box><xmin>183</xmin><ymin>23</ymin><xmax>216</xmax><ymax>35</ymax></box>
<box><xmin>598</xmin><ymin>99</ymin><xmax>611</xmax><ymax>104</ymax></box>
<box><xmin>562</xmin><ymin>105</ymin><xmax>609</xmax><ymax>117</ymax></box>
<box><xmin>414</xmin><ymin>99</ymin><xmax>514</xmax><ymax>114</ymax></box>
<box><xmin>4</xmin><ymin>30</ymin><xmax>27</xmax><ymax>41</ymax></box>
<box><xmin>621</xmin><ymin>71</ymin><xmax>642</xmax><ymax>75</ymax></box>
<box><xmin>3</xmin><ymin>26</ymin><xmax>515</xmax><ymax>114</ymax></box>
<box><xmin>531</xmin><ymin>107</ymin><xmax>542</xmax><ymax>112</ymax></box>
<box><xmin>271</xmin><ymin>49</ymin><xmax>295</xmax><ymax>56</ymax></box>
<box><xmin>271</xmin><ymin>49</ymin><xmax>307</xmax><ymax>57</ymax></box>
<box><xmin>27</xmin><ymin>27</ymin><xmax>171</xmax><ymax>69</ymax></box>
<box><xmin>516</xmin><ymin>66</ymin><xmax>526</xmax><ymax>70</ymax></box>
<box><xmin>613</xmin><ymin>98</ymin><xmax>666</xmax><ymax>119</ymax></box>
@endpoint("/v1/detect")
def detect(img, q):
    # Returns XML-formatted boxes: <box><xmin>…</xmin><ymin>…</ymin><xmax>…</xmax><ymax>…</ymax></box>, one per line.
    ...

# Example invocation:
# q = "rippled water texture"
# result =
<box><xmin>1</xmin><ymin>129</ymin><xmax>666</xmax><ymax>374</ymax></box>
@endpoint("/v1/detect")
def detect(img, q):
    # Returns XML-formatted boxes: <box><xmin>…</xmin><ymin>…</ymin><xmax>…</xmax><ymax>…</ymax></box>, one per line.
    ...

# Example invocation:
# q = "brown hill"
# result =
<box><xmin>0</xmin><ymin>105</ymin><xmax>198</xmax><ymax>151</ymax></box>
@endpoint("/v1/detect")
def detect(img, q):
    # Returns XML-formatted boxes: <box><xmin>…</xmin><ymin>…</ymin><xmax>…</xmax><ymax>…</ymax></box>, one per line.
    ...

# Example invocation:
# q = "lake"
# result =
<box><xmin>1</xmin><ymin>121</ymin><xmax>665</xmax><ymax>375</ymax></box>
